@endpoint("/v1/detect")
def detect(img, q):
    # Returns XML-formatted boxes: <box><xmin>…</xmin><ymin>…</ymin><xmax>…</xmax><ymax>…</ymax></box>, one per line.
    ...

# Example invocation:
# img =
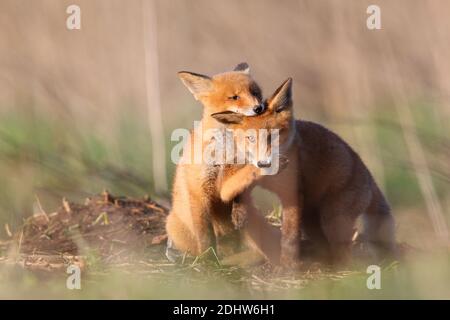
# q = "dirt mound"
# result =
<box><xmin>5</xmin><ymin>191</ymin><xmax>168</xmax><ymax>259</ymax></box>
<box><xmin>0</xmin><ymin>192</ymin><xmax>416</xmax><ymax>275</ymax></box>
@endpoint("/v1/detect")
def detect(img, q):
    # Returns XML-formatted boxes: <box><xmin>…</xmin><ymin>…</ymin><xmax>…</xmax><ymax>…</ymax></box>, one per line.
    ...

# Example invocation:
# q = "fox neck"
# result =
<box><xmin>279</xmin><ymin>116</ymin><xmax>297</xmax><ymax>154</ymax></box>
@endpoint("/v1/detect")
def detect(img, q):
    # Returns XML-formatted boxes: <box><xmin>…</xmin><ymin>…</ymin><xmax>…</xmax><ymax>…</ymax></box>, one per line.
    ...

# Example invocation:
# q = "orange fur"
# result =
<box><xmin>166</xmin><ymin>63</ymin><xmax>281</xmax><ymax>262</ymax></box>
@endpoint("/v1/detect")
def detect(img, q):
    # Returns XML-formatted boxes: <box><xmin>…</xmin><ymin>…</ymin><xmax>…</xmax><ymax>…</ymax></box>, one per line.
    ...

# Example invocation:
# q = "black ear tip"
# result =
<box><xmin>234</xmin><ymin>62</ymin><xmax>250</xmax><ymax>72</ymax></box>
<box><xmin>177</xmin><ymin>71</ymin><xmax>189</xmax><ymax>78</ymax></box>
<box><xmin>282</xmin><ymin>78</ymin><xmax>293</xmax><ymax>94</ymax></box>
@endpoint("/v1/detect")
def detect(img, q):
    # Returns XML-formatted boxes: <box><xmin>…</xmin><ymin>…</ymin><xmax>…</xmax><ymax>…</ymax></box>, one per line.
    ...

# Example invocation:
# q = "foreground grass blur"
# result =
<box><xmin>1</xmin><ymin>251</ymin><xmax>450</xmax><ymax>299</ymax></box>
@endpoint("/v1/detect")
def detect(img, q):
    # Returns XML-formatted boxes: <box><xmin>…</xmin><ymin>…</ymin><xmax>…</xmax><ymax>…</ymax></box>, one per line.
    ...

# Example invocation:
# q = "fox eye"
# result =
<box><xmin>229</xmin><ymin>95</ymin><xmax>240</xmax><ymax>101</ymax></box>
<box><xmin>247</xmin><ymin>136</ymin><xmax>256</xmax><ymax>143</ymax></box>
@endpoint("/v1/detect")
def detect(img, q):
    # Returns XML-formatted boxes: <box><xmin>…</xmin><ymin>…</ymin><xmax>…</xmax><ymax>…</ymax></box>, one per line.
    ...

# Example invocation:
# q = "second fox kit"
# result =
<box><xmin>213</xmin><ymin>78</ymin><xmax>396</xmax><ymax>265</ymax></box>
<box><xmin>166</xmin><ymin>63</ymin><xmax>281</xmax><ymax>262</ymax></box>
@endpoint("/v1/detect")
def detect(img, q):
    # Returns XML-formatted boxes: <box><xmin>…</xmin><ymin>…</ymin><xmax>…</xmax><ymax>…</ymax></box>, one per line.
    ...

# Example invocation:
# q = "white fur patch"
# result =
<box><xmin>227</xmin><ymin>106</ymin><xmax>257</xmax><ymax>116</ymax></box>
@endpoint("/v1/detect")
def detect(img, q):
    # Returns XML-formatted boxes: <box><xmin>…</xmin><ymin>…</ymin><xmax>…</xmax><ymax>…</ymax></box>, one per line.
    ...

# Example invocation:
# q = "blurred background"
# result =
<box><xmin>0</xmin><ymin>0</ymin><xmax>449</xmax><ymax>250</ymax></box>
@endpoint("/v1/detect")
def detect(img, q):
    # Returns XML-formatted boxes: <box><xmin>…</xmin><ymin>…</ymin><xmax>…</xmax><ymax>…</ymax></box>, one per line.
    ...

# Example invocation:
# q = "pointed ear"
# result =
<box><xmin>178</xmin><ymin>71</ymin><xmax>213</xmax><ymax>99</ymax></box>
<box><xmin>267</xmin><ymin>78</ymin><xmax>293</xmax><ymax>112</ymax></box>
<box><xmin>233</xmin><ymin>62</ymin><xmax>250</xmax><ymax>74</ymax></box>
<box><xmin>211</xmin><ymin>111</ymin><xmax>244</xmax><ymax>124</ymax></box>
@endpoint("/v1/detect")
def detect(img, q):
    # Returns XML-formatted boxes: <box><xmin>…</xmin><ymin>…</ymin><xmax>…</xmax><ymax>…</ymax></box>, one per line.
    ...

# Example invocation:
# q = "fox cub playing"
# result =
<box><xmin>213</xmin><ymin>78</ymin><xmax>396</xmax><ymax>266</ymax></box>
<box><xmin>166</xmin><ymin>63</ymin><xmax>281</xmax><ymax>262</ymax></box>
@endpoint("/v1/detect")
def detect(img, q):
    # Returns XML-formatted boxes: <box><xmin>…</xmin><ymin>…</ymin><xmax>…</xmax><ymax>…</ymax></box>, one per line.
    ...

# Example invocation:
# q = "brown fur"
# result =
<box><xmin>216</xmin><ymin>78</ymin><xmax>396</xmax><ymax>266</ymax></box>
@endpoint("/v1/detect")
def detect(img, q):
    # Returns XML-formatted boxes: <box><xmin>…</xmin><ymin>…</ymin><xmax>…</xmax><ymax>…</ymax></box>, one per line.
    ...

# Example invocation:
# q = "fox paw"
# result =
<box><xmin>165</xmin><ymin>237</ymin><xmax>183</xmax><ymax>263</ymax></box>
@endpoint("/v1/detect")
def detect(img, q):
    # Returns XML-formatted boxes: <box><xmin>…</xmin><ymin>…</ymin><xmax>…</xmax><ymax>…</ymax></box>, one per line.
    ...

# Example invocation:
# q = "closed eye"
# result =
<box><xmin>228</xmin><ymin>95</ymin><xmax>240</xmax><ymax>101</ymax></box>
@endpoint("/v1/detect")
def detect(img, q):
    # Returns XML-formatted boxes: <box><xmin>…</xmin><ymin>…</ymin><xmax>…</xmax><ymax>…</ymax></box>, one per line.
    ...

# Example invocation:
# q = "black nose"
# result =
<box><xmin>253</xmin><ymin>104</ymin><xmax>265</xmax><ymax>115</ymax></box>
<box><xmin>257</xmin><ymin>160</ymin><xmax>271</xmax><ymax>168</ymax></box>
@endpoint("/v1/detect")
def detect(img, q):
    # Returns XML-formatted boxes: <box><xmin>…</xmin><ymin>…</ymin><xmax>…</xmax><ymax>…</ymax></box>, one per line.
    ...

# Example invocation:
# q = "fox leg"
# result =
<box><xmin>167</xmin><ymin>196</ymin><xmax>215</xmax><ymax>256</ymax></box>
<box><xmin>166</xmin><ymin>212</ymin><xmax>197</xmax><ymax>255</ymax></box>
<box><xmin>320</xmin><ymin>213</ymin><xmax>355</xmax><ymax>265</ymax></box>
<box><xmin>239</xmin><ymin>189</ymin><xmax>281</xmax><ymax>264</ymax></box>
<box><xmin>319</xmin><ymin>190</ymin><xmax>369</xmax><ymax>265</ymax></box>
<box><xmin>190</xmin><ymin>198</ymin><xmax>216</xmax><ymax>254</ymax></box>
<box><xmin>300</xmin><ymin>208</ymin><xmax>330</xmax><ymax>260</ymax></box>
<box><xmin>279</xmin><ymin>185</ymin><xmax>303</xmax><ymax>267</ymax></box>
<box><xmin>219</xmin><ymin>165</ymin><xmax>260</xmax><ymax>203</ymax></box>
<box><xmin>219</xmin><ymin>165</ymin><xmax>264</xmax><ymax>231</ymax></box>
<box><xmin>231</xmin><ymin>194</ymin><xmax>248</xmax><ymax>230</ymax></box>
<box><xmin>166</xmin><ymin>209</ymin><xmax>214</xmax><ymax>256</ymax></box>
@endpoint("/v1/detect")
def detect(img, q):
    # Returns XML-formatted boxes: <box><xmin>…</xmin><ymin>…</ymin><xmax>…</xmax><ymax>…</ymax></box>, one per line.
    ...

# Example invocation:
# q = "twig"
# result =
<box><xmin>34</xmin><ymin>195</ymin><xmax>49</xmax><ymax>222</ymax></box>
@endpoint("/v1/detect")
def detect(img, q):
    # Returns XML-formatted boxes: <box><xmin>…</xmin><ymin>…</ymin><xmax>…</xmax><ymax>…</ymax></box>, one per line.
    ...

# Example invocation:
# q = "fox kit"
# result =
<box><xmin>166</xmin><ymin>63</ymin><xmax>280</xmax><ymax>262</ymax></box>
<box><xmin>212</xmin><ymin>78</ymin><xmax>396</xmax><ymax>266</ymax></box>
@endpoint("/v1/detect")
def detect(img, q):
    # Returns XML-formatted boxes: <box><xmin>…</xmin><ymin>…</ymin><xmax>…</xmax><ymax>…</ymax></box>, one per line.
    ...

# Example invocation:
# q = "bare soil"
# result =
<box><xmin>0</xmin><ymin>191</ymin><xmax>169</xmax><ymax>272</ymax></box>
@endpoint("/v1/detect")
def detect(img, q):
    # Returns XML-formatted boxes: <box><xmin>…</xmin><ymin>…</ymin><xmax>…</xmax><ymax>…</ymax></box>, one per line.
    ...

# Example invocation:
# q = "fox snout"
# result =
<box><xmin>229</xmin><ymin>104</ymin><xmax>265</xmax><ymax>116</ymax></box>
<box><xmin>252</xmin><ymin>104</ymin><xmax>266</xmax><ymax>115</ymax></box>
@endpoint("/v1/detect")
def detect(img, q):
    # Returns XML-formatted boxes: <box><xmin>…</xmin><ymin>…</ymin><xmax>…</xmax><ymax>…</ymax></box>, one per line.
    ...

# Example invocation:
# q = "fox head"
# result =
<box><xmin>178</xmin><ymin>63</ymin><xmax>265</xmax><ymax>117</ymax></box>
<box><xmin>211</xmin><ymin>78</ymin><xmax>294</xmax><ymax>173</ymax></box>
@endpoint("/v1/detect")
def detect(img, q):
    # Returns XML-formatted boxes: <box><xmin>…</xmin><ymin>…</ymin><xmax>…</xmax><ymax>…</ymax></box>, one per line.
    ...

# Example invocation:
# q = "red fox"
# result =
<box><xmin>166</xmin><ymin>63</ymin><xmax>281</xmax><ymax>262</ymax></box>
<box><xmin>212</xmin><ymin>78</ymin><xmax>397</xmax><ymax>266</ymax></box>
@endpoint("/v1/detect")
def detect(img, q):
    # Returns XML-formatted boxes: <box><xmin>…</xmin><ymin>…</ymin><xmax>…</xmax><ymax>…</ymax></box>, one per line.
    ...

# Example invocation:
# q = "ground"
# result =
<box><xmin>0</xmin><ymin>191</ymin><xmax>447</xmax><ymax>299</ymax></box>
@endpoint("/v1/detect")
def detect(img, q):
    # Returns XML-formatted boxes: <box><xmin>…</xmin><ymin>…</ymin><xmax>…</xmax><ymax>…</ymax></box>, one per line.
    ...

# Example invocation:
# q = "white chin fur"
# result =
<box><xmin>228</xmin><ymin>106</ymin><xmax>256</xmax><ymax>116</ymax></box>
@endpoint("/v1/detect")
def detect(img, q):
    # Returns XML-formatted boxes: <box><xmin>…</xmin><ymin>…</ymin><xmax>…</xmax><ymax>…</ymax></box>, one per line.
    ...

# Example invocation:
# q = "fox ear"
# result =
<box><xmin>178</xmin><ymin>71</ymin><xmax>213</xmax><ymax>100</ymax></box>
<box><xmin>233</xmin><ymin>62</ymin><xmax>250</xmax><ymax>74</ymax></box>
<box><xmin>267</xmin><ymin>78</ymin><xmax>293</xmax><ymax>112</ymax></box>
<box><xmin>211</xmin><ymin>111</ymin><xmax>244</xmax><ymax>124</ymax></box>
